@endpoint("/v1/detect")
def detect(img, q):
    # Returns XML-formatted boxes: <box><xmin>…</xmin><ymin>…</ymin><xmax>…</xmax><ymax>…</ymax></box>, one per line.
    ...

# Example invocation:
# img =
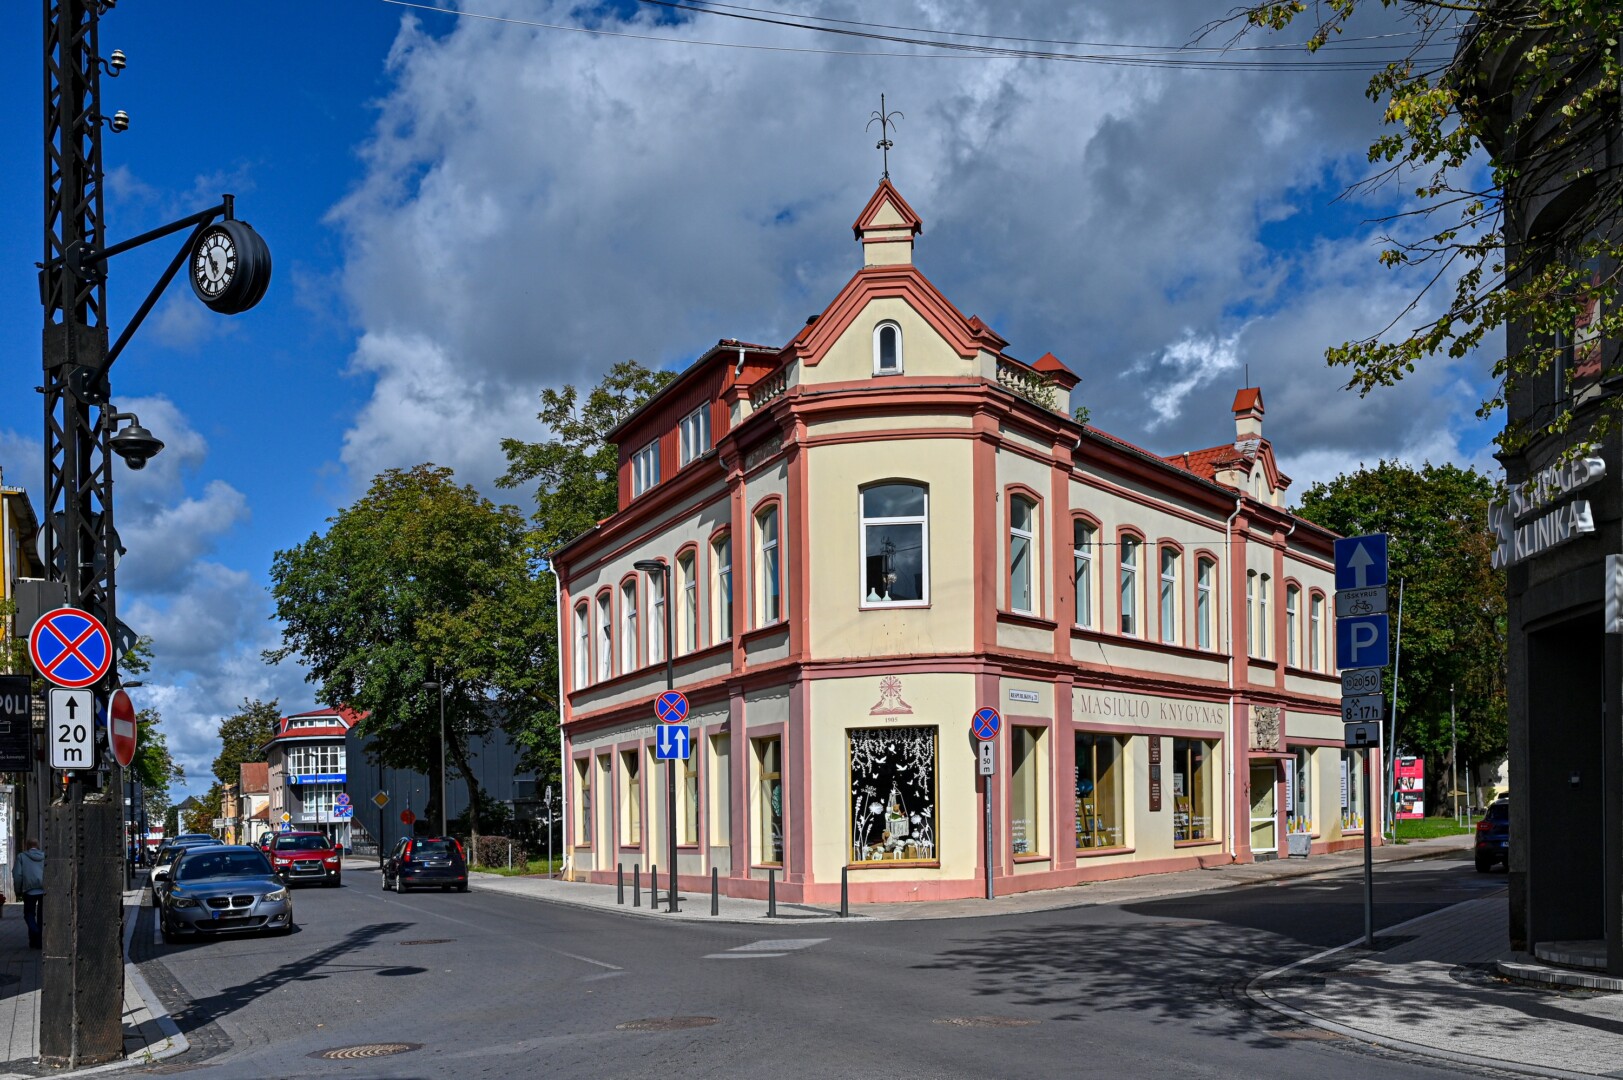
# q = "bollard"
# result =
<box><xmin>633</xmin><ymin>865</ymin><xmax>641</xmax><ymax>907</ymax></box>
<box><xmin>767</xmin><ymin>866</ymin><xmax>777</xmax><ymax>918</ymax></box>
<box><xmin>651</xmin><ymin>864</ymin><xmax>658</xmax><ymax>908</ymax></box>
<box><xmin>711</xmin><ymin>866</ymin><xmax>719</xmax><ymax>916</ymax></box>
<box><xmin>840</xmin><ymin>865</ymin><xmax>849</xmax><ymax>918</ymax></box>
<box><xmin>617</xmin><ymin>863</ymin><xmax>625</xmax><ymax>905</ymax></box>
<box><xmin>508</xmin><ymin>841</ymin><xmax>513</xmax><ymax>870</ymax></box>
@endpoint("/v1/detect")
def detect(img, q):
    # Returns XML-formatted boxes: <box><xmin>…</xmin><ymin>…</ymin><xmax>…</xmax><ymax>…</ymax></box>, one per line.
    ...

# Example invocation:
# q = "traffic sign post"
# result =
<box><xmin>972</xmin><ymin>706</ymin><xmax>1001</xmax><ymax>900</ymax></box>
<box><xmin>1334</xmin><ymin>532</ymin><xmax>1388</xmax><ymax>950</ymax></box>
<box><xmin>655</xmin><ymin>690</ymin><xmax>689</xmax><ymax>725</ymax></box>
<box><xmin>107</xmin><ymin>688</ymin><xmax>137</xmax><ymax>769</ymax></box>
<box><xmin>48</xmin><ymin>689</ymin><xmax>94</xmax><ymax>770</ymax></box>
<box><xmin>655</xmin><ymin>725</ymin><xmax>692</xmax><ymax>760</ymax></box>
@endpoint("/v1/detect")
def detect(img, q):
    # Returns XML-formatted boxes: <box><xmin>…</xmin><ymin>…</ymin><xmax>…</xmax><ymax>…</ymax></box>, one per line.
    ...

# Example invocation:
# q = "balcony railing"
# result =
<box><xmin>996</xmin><ymin>360</ymin><xmax>1057</xmax><ymax>410</ymax></box>
<box><xmin>749</xmin><ymin>368</ymin><xmax>789</xmax><ymax>409</ymax></box>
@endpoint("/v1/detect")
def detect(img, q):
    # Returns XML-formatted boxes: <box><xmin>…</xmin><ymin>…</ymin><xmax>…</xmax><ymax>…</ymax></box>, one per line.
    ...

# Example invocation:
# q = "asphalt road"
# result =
<box><xmin>128</xmin><ymin>854</ymin><xmax>1507</xmax><ymax>1079</ymax></box>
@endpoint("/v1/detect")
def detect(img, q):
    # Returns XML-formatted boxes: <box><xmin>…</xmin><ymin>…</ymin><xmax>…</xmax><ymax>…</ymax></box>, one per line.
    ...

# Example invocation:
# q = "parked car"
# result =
<box><xmin>1475</xmin><ymin>797</ymin><xmax>1510</xmax><ymax>872</ymax></box>
<box><xmin>382</xmin><ymin>836</ymin><xmax>468</xmax><ymax>893</ymax></box>
<box><xmin>148</xmin><ymin>839</ymin><xmax>221</xmax><ymax>906</ymax></box>
<box><xmin>157</xmin><ymin>845</ymin><xmax>292</xmax><ymax>943</ymax></box>
<box><xmin>268</xmin><ymin>831</ymin><xmax>343</xmax><ymax>887</ymax></box>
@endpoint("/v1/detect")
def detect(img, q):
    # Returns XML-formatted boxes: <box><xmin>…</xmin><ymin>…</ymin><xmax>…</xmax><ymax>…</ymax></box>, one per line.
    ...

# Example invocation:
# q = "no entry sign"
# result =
<box><xmin>29</xmin><ymin>607</ymin><xmax>112</xmax><ymax>689</ymax></box>
<box><xmin>108</xmin><ymin>687</ymin><xmax>137</xmax><ymax>768</ymax></box>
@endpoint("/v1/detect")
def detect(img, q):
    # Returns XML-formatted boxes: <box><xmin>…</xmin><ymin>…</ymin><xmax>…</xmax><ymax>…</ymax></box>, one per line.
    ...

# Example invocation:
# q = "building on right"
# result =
<box><xmin>1463</xmin><ymin>19</ymin><xmax>1622</xmax><ymax>972</ymax></box>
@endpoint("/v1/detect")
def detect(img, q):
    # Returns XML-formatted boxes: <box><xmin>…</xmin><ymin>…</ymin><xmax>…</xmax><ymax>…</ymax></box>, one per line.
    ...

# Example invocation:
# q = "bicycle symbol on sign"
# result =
<box><xmin>1350</xmin><ymin>598</ymin><xmax>1374</xmax><ymax>616</ymax></box>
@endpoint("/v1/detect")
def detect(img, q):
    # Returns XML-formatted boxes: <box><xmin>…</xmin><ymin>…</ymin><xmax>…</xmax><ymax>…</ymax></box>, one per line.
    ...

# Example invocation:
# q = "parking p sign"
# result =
<box><xmin>1336</xmin><ymin>613</ymin><xmax>1390</xmax><ymax>671</ymax></box>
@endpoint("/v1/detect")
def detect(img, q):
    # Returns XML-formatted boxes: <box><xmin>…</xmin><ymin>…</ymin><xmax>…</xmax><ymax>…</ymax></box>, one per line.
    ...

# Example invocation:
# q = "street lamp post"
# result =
<box><xmin>635</xmin><ymin>559</ymin><xmax>677</xmax><ymax>914</ymax></box>
<box><xmin>423</xmin><ymin>679</ymin><xmax>448</xmax><ymax>837</ymax></box>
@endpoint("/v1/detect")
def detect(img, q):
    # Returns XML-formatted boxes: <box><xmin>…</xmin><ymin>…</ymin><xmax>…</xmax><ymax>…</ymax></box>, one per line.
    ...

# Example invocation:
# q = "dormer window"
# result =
<box><xmin>632</xmin><ymin>441</ymin><xmax>660</xmax><ymax>496</ymax></box>
<box><xmin>679</xmin><ymin>406</ymin><xmax>711</xmax><ymax>466</ymax></box>
<box><xmin>873</xmin><ymin>321</ymin><xmax>902</xmax><ymax>375</ymax></box>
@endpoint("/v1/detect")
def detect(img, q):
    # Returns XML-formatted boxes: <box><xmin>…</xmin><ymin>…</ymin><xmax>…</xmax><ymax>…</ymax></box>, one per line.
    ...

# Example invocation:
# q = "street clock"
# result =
<box><xmin>189</xmin><ymin>219</ymin><xmax>272</xmax><ymax>314</ymax></box>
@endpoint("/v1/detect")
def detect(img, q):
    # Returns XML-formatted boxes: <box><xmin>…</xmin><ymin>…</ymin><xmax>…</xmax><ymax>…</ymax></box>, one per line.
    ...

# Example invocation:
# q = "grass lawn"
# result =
<box><xmin>1393</xmin><ymin>816</ymin><xmax>1474</xmax><ymax>841</ymax></box>
<box><xmin>476</xmin><ymin>856</ymin><xmax>565</xmax><ymax>877</ymax></box>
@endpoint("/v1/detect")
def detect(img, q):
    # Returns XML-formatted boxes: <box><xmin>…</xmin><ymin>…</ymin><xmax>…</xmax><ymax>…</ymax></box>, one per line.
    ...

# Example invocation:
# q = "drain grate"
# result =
<box><xmin>933</xmin><ymin>1017</ymin><xmax>1040</xmax><ymax>1028</ymax></box>
<box><xmin>397</xmin><ymin>938</ymin><xmax>453</xmax><ymax>946</ymax></box>
<box><xmin>311</xmin><ymin>1043</ymin><xmax>421</xmax><ymax>1060</ymax></box>
<box><xmin>617</xmin><ymin>1017</ymin><xmax>718</xmax><ymax>1032</ymax></box>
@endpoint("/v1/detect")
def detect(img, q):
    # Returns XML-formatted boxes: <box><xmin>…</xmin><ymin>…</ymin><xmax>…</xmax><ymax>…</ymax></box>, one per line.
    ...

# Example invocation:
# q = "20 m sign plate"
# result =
<box><xmin>49</xmin><ymin>688</ymin><xmax>94</xmax><ymax>770</ymax></box>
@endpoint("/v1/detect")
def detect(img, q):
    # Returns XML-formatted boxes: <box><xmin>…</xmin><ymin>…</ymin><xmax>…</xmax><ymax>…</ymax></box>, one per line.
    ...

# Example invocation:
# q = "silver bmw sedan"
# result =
<box><xmin>157</xmin><ymin>845</ymin><xmax>294</xmax><ymax>942</ymax></box>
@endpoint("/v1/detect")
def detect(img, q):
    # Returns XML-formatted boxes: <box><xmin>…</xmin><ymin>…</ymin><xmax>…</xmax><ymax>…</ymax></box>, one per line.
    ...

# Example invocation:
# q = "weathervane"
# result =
<box><xmin>867</xmin><ymin>94</ymin><xmax>903</xmax><ymax>180</ymax></box>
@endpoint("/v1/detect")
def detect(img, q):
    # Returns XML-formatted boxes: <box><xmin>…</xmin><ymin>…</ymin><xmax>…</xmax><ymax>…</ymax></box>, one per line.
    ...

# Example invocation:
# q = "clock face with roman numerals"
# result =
<box><xmin>192</xmin><ymin>228</ymin><xmax>237</xmax><ymax>298</ymax></box>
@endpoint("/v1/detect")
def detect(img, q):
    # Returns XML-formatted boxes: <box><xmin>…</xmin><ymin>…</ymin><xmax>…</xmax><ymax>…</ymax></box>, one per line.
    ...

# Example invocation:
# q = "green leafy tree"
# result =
<box><xmin>181</xmin><ymin>784</ymin><xmax>223</xmax><ymax>835</ymax></box>
<box><xmin>498</xmin><ymin>359</ymin><xmax>677</xmax><ymax>556</ymax></box>
<box><xmin>1238</xmin><ymin>2</ymin><xmax>1622</xmax><ymax>454</ymax></box>
<box><xmin>130</xmin><ymin>706</ymin><xmax>180</xmax><ymax>842</ymax></box>
<box><xmin>212</xmin><ymin>698</ymin><xmax>280</xmax><ymax>787</ymax></box>
<box><xmin>1294</xmin><ymin>462</ymin><xmax>1507</xmax><ymax>803</ymax></box>
<box><xmin>267</xmin><ymin>465</ymin><xmax>553</xmax><ymax>832</ymax></box>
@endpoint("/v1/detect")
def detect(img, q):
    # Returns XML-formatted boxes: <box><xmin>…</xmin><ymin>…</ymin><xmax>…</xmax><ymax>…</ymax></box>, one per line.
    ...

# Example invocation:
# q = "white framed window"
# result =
<box><xmin>756</xmin><ymin>505</ymin><xmax>781</xmax><ymax>625</ymax></box>
<box><xmin>1259</xmin><ymin>573</ymin><xmax>1271</xmax><ymax>658</ymax></box>
<box><xmin>712</xmin><ymin>534</ymin><xmax>733</xmax><ymax>642</ymax></box>
<box><xmin>1286</xmin><ymin>585</ymin><xmax>1300</xmax><ymax>667</ymax></box>
<box><xmin>873</xmin><ymin>321</ymin><xmax>902</xmax><ymax>374</ymax></box>
<box><xmin>649</xmin><ymin>569</ymin><xmax>666</xmax><ymax>664</ymax></box>
<box><xmin>1159</xmin><ymin>547</ymin><xmax>1178</xmax><ymax>644</ymax></box>
<box><xmin>861</xmin><ymin>483</ymin><xmax>928</xmax><ymax>605</ymax></box>
<box><xmin>1120</xmin><ymin>537</ymin><xmax>1140</xmax><ymax>636</ymax></box>
<box><xmin>1246</xmin><ymin>571</ymin><xmax>1257</xmax><ymax>656</ymax></box>
<box><xmin>678</xmin><ymin>551</ymin><xmax>698</xmax><ymax>655</ymax></box>
<box><xmin>596</xmin><ymin>593</ymin><xmax>612</xmax><ymax>680</ymax></box>
<box><xmin>679</xmin><ymin>406</ymin><xmax>711</xmax><ymax>466</ymax></box>
<box><xmin>1196</xmin><ymin>557</ymin><xmax>1215</xmax><ymax>650</ymax></box>
<box><xmin>1310</xmin><ymin>594</ymin><xmax>1324</xmax><ymax>671</ymax></box>
<box><xmin>632</xmin><ymin>441</ymin><xmax>660</xmax><ymax>496</ymax></box>
<box><xmin>573</xmin><ymin>602</ymin><xmax>590</xmax><ymax>687</ymax></box>
<box><xmin>620</xmin><ymin>580</ymin><xmax>639</xmax><ymax>672</ymax></box>
<box><xmin>1073</xmin><ymin>520</ymin><xmax>1095</xmax><ymax>628</ymax></box>
<box><xmin>1009</xmin><ymin>495</ymin><xmax>1037</xmax><ymax>614</ymax></box>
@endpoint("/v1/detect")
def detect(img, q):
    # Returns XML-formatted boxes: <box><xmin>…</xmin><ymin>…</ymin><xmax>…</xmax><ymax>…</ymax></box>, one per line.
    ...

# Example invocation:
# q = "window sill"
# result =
<box><xmin>846</xmin><ymin>860</ymin><xmax>940</xmax><ymax>870</ymax></box>
<box><xmin>998</xmin><ymin>609</ymin><xmax>1057</xmax><ymax>631</ymax></box>
<box><xmin>860</xmin><ymin>600</ymin><xmax>931</xmax><ymax>611</ymax></box>
<box><xmin>676</xmin><ymin>844</ymin><xmax>701</xmax><ymax>851</ymax></box>
<box><xmin>1174</xmin><ymin>838</ymin><xmax>1220</xmax><ymax>849</ymax></box>
<box><xmin>572</xmin><ymin>844</ymin><xmax>593</xmax><ymax>851</ymax></box>
<box><xmin>750</xmin><ymin>862</ymin><xmax>784</xmax><ymax>871</ymax></box>
<box><xmin>739</xmin><ymin>622</ymin><xmax>787</xmax><ymax>646</ymax></box>
<box><xmin>1076</xmin><ymin>845</ymin><xmax>1134</xmax><ymax>859</ymax></box>
<box><xmin>1012</xmin><ymin>853</ymin><xmax>1050</xmax><ymax>864</ymax></box>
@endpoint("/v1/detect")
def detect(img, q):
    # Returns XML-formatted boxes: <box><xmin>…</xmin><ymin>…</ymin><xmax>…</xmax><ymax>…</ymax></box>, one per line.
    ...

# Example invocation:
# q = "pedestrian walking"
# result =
<box><xmin>13</xmin><ymin>840</ymin><xmax>45</xmax><ymax>949</ymax></box>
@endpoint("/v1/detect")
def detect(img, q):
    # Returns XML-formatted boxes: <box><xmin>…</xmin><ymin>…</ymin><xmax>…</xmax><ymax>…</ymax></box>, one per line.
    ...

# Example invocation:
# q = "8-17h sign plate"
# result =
<box><xmin>1342</xmin><ymin>694</ymin><xmax>1385</xmax><ymax>723</ymax></box>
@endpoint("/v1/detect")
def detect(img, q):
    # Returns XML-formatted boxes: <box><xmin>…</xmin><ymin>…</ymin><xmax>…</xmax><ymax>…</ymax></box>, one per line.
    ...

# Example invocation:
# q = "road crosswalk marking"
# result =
<box><xmin>704</xmin><ymin>938</ymin><xmax>826</xmax><ymax>960</ymax></box>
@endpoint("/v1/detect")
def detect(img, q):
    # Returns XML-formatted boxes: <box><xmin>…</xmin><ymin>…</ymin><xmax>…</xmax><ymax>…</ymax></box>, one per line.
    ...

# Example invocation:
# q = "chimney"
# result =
<box><xmin>1232</xmin><ymin>387</ymin><xmax>1264</xmax><ymax>445</ymax></box>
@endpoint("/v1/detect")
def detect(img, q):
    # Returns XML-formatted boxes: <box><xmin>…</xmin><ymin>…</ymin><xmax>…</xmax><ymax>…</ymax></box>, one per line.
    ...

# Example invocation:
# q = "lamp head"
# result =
<box><xmin>633</xmin><ymin>559</ymin><xmax>666</xmax><ymax>575</ymax></box>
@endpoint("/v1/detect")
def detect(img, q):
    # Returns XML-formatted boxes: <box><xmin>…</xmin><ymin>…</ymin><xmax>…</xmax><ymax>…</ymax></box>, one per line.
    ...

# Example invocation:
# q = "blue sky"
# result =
<box><xmin>0</xmin><ymin>2</ymin><xmax>1500</xmax><ymax>797</ymax></box>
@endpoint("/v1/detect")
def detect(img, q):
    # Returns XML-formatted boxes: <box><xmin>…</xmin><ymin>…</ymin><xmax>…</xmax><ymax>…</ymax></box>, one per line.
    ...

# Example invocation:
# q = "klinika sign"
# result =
<box><xmin>1489</xmin><ymin>456</ymin><xmax>1605</xmax><ymax>569</ymax></box>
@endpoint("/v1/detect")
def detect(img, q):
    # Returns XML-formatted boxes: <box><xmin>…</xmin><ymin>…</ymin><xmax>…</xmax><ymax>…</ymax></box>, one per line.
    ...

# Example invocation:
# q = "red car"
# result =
<box><xmin>269</xmin><ymin>831</ymin><xmax>343</xmax><ymax>887</ymax></box>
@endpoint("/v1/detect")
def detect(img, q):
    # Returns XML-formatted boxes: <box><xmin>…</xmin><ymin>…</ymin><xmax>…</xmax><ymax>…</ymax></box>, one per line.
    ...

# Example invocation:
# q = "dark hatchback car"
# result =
<box><xmin>1475</xmin><ymin>798</ymin><xmax>1510</xmax><ymax>871</ymax></box>
<box><xmin>158</xmin><ymin>845</ymin><xmax>292</xmax><ymax>943</ymax></box>
<box><xmin>383</xmin><ymin>836</ymin><xmax>468</xmax><ymax>893</ymax></box>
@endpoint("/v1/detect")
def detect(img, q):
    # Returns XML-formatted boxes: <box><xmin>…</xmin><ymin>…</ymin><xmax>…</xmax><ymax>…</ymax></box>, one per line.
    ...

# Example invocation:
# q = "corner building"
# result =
<box><xmin>556</xmin><ymin>181</ymin><xmax>1373</xmax><ymax>904</ymax></box>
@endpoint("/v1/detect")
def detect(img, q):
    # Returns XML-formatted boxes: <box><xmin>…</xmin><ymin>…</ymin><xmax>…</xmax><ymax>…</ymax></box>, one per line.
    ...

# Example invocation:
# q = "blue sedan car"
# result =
<box><xmin>1475</xmin><ymin>798</ymin><xmax>1510</xmax><ymax>872</ymax></box>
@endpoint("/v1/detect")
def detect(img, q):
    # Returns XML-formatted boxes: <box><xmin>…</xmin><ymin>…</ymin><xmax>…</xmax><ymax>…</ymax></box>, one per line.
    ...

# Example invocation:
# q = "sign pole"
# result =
<box><xmin>971</xmin><ymin>707</ymin><xmax>1001</xmax><ymax>901</ymax></box>
<box><xmin>1363</xmin><ymin>748</ymin><xmax>1374</xmax><ymax>948</ymax></box>
<box><xmin>985</xmin><ymin>774</ymin><xmax>994</xmax><ymax>901</ymax></box>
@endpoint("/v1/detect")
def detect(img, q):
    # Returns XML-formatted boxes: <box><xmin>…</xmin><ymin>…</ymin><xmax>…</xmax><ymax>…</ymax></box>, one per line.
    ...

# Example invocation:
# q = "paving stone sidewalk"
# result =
<box><xmin>0</xmin><ymin>891</ymin><xmax>185</xmax><ymax>1079</ymax></box>
<box><xmin>457</xmin><ymin>832</ymin><xmax>1475</xmax><ymax>923</ymax></box>
<box><xmin>1249</xmin><ymin>894</ymin><xmax>1623</xmax><ymax>1079</ymax></box>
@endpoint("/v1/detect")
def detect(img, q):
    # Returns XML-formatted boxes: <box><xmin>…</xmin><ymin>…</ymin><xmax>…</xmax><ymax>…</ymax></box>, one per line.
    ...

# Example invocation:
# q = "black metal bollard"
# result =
<box><xmin>633</xmin><ymin>865</ymin><xmax>641</xmax><ymax>907</ymax></box>
<box><xmin>651</xmin><ymin>864</ymin><xmax>658</xmax><ymax>908</ymax></box>
<box><xmin>767</xmin><ymin>866</ymin><xmax>777</xmax><ymax>918</ymax></box>
<box><xmin>711</xmin><ymin>866</ymin><xmax>719</xmax><ymax>916</ymax></box>
<box><xmin>840</xmin><ymin>865</ymin><xmax>849</xmax><ymax>918</ymax></box>
<box><xmin>617</xmin><ymin>863</ymin><xmax>625</xmax><ymax>905</ymax></box>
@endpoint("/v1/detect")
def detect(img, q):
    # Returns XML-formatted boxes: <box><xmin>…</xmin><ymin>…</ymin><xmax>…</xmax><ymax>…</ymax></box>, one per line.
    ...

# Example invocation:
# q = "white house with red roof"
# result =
<box><xmin>264</xmin><ymin>707</ymin><xmax>363</xmax><ymax>849</ymax></box>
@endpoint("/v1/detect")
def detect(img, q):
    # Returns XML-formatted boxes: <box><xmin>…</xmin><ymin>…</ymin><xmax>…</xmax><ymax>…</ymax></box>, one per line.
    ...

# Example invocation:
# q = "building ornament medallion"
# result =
<box><xmin>869</xmin><ymin>675</ymin><xmax>913</xmax><ymax>716</ymax></box>
<box><xmin>1250</xmin><ymin>706</ymin><xmax>1283</xmax><ymax>752</ymax></box>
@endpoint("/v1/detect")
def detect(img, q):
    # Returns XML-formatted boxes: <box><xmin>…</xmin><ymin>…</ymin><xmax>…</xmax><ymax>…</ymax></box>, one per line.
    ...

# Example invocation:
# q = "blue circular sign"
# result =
<box><xmin>29</xmin><ymin>608</ymin><xmax>113</xmax><ymax>689</ymax></box>
<box><xmin>655</xmin><ymin>690</ymin><xmax>690</xmax><ymax>725</ymax></box>
<box><xmin>971</xmin><ymin>706</ymin><xmax>1002</xmax><ymax>742</ymax></box>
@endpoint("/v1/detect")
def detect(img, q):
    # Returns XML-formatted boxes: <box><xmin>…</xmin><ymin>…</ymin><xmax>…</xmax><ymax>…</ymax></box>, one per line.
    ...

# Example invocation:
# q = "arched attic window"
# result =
<box><xmin>873</xmin><ymin>321</ymin><xmax>902</xmax><ymax>375</ymax></box>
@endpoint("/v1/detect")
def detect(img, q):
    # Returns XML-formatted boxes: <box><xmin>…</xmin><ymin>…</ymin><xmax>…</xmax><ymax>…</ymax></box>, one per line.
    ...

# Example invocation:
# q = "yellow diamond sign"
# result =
<box><xmin>372</xmin><ymin>790</ymin><xmax>389</xmax><ymax>809</ymax></box>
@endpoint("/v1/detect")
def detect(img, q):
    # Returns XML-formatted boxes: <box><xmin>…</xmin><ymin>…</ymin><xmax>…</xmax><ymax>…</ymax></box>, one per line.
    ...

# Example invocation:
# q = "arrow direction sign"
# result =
<box><xmin>48</xmin><ymin>688</ymin><xmax>94</xmax><ymax>770</ymax></box>
<box><xmin>655</xmin><ymin>724</ymin><xmax>692</xmax><ymax>761</ymax></box>
<box><xmin>1334</xmin><ymin>534</ymin><xmax>1389</xmax><ymax>592</ymax></box>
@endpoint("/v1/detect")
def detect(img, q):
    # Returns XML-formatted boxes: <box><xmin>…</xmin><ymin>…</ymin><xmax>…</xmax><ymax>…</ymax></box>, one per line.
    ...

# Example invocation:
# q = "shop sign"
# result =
<box><xmin>1074</xmin><ymin>691</ymin><xmax>1225</xmax><ymax>730</ymax></box>
<box><xmin>1148</xmin><ymin>736</ymin><xmax>1162</xmax><ymax>812</ymax></box>
<box><xmin>1007</xmin><ymin>688</ymin><xmax>1040</xmax><ymax>704</ymax></box>
<box><xmin>1489</xmin><ymin>457</ymin><xmax>1605</xmax><ymax>569</ymax></box>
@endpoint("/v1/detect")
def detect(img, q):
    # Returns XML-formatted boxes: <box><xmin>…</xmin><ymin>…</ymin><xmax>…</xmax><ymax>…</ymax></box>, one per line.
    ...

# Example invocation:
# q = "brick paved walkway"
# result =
<box><xmin>1251</xmin><ymin>893</ymin><xmax>1623</xmax><ymax>1079</ymax></box>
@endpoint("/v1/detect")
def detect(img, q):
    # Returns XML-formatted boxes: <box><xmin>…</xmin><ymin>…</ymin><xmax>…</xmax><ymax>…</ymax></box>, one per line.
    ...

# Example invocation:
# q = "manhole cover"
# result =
<box><xmin>617</xmin><ymin>1017</ymin><xmax>718</xmax><ymax>1032</ymax></box>
<box><xmin>310</xmin><ymin>1043</ymin><xmax>421</xmax><ymax>1060</ymax></box>
<box><xmin>933</xmin><ymin>1017</ymin><xmax>1040</xmax><ymax>1028</ymax></box>
<box><xmin>397</xmin><ymin>938</ymin><xmax>453</xmax><ymax>946</ymax></box>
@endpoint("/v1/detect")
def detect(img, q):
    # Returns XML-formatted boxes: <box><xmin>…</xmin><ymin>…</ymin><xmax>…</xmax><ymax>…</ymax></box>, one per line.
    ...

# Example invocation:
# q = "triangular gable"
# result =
<box><xmin>788</xmin><ymin>264</ymin><xmax>999</xmax><ymax>366</ymax></box>
<box><xmin>852</xmin><ymin>178</ymin><xmax>923</xmax><ymax>239</ymax></box>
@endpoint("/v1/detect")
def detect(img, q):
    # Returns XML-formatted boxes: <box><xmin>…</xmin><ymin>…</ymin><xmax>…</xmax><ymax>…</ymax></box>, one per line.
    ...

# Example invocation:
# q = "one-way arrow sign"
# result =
<box><xmin>1335</xmin><ymin>534</ymin><xmax>1389</xmax><ymax>592</ymax></box>
<box><xmin>655</xmin><ymin>724</ymin><xmax>691</xmax><ymax>761</ymax></box>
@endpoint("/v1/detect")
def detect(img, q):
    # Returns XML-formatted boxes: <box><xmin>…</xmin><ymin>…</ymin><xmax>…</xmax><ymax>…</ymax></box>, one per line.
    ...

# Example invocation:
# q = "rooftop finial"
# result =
<box><xmin>867</xmin><ymin>94</ymin><xmax>903</xmax><ymax>180</ymax></box>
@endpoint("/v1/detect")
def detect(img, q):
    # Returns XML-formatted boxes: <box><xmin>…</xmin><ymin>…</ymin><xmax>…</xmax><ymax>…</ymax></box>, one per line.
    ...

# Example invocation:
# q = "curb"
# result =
<box><xmin>467</xmin><ymin>837</ymin><xmax>1471</xmax><ymax>927</ymax></box>
<box><xmin>1242</xmin><ymin>902</ymin><xmax>1607</xmax><ymax>1080</ymax></box>
<box><xmin>1497</xmin><ymin>956</ymin><xmax>1623</xmax><ymax>993</ymax></box>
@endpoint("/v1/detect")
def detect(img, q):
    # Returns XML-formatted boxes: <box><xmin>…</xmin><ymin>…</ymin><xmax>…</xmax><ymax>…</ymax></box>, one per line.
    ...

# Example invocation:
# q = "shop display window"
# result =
<box><xmin>709</xmin><ymin>734</ymin><xmax>731</xmax><ymax>843</ymax></box>
<box><xmin>1287</xmin><ymin>746</ymin><xmax>1314</xmax><ymax>833</ymax></box>
<box><xmin>1173</xmin><ymin>738</ymin><xmax>1214</xmax><ymax>842</ymax></box>
<box><xmin>575</xmin><ymin>758</ymin><xmax>592</xmax><ymax>848</ymax></box>
<box><xmin>1341</xmin><ymin>748</ymin><xmax>1367</xmax><ymax>830</ymax></box>
<box><xmin>1075</xmin><ymin>732</ymin><xmax>1125</xmax><ymax>850</ymax></box>
<box><xmin>621</xmin><ymin>750</ymin><xmax>641</xmax><ymax>846</ymax></box>
<box><xmin>849</xmin><ymin>727</ymin><xmax>937</xmax><ymax>863</ymax></box>
<box><xmin>678</xmin><ymin>755</ymin><xmax>699</xmax><ymax>845</ymax></box>
<box><xmin>1010</xmin><ymin>727</ymin><xmax>1045</xmax><ymax>855</ymax></box>
<box><xmin>754</xmin><ymin>737</ymin><xmax>783</xmax><ymax>865</ymax></box>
